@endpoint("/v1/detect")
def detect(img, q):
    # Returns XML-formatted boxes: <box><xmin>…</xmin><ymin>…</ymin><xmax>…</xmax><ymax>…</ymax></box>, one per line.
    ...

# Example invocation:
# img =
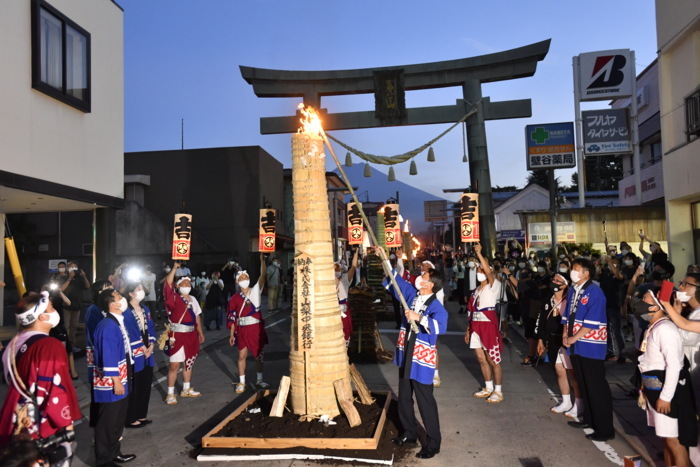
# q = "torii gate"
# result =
<box><xmin>241</xmin><ymin>39</ymin><xmax>550</xmax><ymax>256</ymax></box>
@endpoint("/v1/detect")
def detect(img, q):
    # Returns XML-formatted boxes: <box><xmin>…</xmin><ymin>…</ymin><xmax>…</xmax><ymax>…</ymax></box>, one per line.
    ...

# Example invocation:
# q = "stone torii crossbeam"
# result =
<box><xmin>241</xmin><ymin>39</ymin><xmax>550</xmax><ymax>255</ymax></box>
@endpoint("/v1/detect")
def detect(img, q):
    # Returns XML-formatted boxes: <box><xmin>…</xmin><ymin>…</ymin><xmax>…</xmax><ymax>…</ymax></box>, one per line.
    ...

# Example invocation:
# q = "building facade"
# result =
<box><xmin>655</xmin><ymin>0</ymin><xmax>700</xmax><ymax>267</ymax></box>
<box><xmin>123</xmin><ymin>146</ymin><xmax>285</xmax><ymax>274</ymax></box>
<box><xmin>612</xmin><ymin>60</ymin><xmax>664</xmax><ymax>206</ymax></box>
<box><xmin>0</xmin><ymin>0</ymin><xmax>124</xmax><ymax>320</ymax></box>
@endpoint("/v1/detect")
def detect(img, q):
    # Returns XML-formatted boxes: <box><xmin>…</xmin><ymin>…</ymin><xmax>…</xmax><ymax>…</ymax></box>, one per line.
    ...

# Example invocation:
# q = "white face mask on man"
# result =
<box><xmin>569</xmin><ymin>269</ymin><xmax>582</xmax><ymax>284</ymax></box>
<box><xmin>118</xmin><ymin>297</ymin><xmax>128</xmax><ymax>312</ymax></box>
<box><xmin>44</xmin><ymin>311</ymin><xmax>61</xmax><ymax>328</ymax></box>
<box><xmin>238</xmin><ymin>280</ymin><xmax>250</xmax><ymax>290</ymax></box>
<box><xmin>477</xmin><ymin>272</ymin><xmax>487</xmax><ymax>282</ymax></box>
<box><xmin>677</xmin><ymin>291</ymin><xmax>693</xmax><ymax>303</ymax></box>
<box><xmin>179</xmin><ymin>286</ymin><xmax>191</xmax><ymax>296</ymax></box>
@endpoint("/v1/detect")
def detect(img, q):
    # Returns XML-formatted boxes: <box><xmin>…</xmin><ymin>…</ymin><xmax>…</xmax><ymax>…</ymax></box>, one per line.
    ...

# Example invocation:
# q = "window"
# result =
<box><xmin>687</xmin><ymin>87</ymin><xmax>700</xmax><ymax>141</ymax></box>
<box><xmin>31</xmin><ymin>0</ymin><xmax>91</xmax><ymax>112</ymax></box>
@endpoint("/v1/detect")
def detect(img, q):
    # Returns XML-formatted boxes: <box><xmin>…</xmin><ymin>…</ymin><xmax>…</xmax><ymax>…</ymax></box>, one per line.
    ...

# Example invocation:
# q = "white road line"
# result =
<box><xmin>540</xmin><ymin>368</ymin><xmax>622</xmax><ymax>464</ymax></box>
<box><xmin>150</xmin><ymin>314</ymin><xmax>290</xmax><ymax>387</ymax></box>
<box><xmin>153</xmin><ymin>368</ymin><xmax>182</xmax><ymax>386</ymax></box>
<box><xmin>265</xmin><ymin>317</ymin><xmax>290</xmax><ymax>329</ymax></box>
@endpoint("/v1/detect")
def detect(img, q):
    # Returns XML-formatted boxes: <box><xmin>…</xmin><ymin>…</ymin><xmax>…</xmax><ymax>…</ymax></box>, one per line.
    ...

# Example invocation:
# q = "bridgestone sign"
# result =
<box><xmin>576</xmin><ymin>49</ymin><xmax>633</xmax><ymax>101</ymax></box>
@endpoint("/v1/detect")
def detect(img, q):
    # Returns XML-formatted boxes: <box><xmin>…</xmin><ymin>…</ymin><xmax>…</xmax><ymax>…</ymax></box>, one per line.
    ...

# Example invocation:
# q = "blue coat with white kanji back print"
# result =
<box><xmin>383</xmin><ymin>271</ymin><xmax>448</xmax><ymax>385</ymax></box>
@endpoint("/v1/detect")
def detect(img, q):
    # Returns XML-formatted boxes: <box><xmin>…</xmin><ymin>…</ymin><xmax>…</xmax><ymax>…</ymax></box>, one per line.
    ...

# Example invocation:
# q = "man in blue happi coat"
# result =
<box><xmin>383</xmin><ymin>260</ymin><xmax>448</xmax><ymax>460</ymax></box>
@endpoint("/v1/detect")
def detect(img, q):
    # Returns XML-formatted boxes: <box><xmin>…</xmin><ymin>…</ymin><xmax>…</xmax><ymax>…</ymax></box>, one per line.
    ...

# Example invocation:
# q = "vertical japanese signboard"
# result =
<box><xmin>525</xmin><ymin>123</ymin><xmax>577</xmax><ymax>170</ymax></box>
<box><xmin>460</xmin><ymin>193</ymin><xmax>480</xmax><ymax>243</ymax></box>
<box><xmin>259</xmin><ymin>208</ymin><xmax>276</xmax><ymax>252</ymax></box>
<box><xmin>382</xmin><ymin>204</ymin><xmax>401</xmax><ymax>247</ymax></box>
<box><xmin>582</xmin><ymin>108</ymin><xmax>631</xmax><ymax>155</ymax></box>
<box><xmin>346</xmin><ymin>202</ymin><xmax>364</xmax><ymax>246</ymax></box>
<box><xmin>172</xmin><ymin>214</ymin><xmax>193</xmax><ymax>260</ymax></box>
<box><xmin>295</xmin><ymin>254</ymin><xmax>314</xmax><ymax>351</ymax></box>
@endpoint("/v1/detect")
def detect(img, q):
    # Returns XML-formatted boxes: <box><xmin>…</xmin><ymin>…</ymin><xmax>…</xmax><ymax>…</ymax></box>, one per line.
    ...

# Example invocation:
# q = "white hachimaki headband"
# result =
<box><xmin>17</xmin><ymin>291</ymin><xmax>50</xmax><ymax>326</ymax></box>
<box><xmin>175</xmin><ymin>276</ymin><xmax>191</xmax><ymax>286</ymax></box>
<box><xmin>554</xmin><ymin>274</ymin><xmax>569</xmax><ymax>286</ymax></box>
<box><xmin>235</xmin><ymin>270</ymin><xmax>249</xmax><ymax>281</ymax></box>
<box><xmin>422</xmin><ymin>261</ymin><xmax>436</xmax><ymax>269</ymax></box>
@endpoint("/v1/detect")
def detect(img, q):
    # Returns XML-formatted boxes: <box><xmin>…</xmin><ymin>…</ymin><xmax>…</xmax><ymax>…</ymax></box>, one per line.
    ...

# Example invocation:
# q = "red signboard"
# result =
<box><xmin>347</xmin><ymin>202</ymin><xmax>364</xmax><ymax>245</ymax></box>
<box><xmin>259</xmin><ymin>208</ymin><xmax>276</xmax><ymax>252</ymax></box>
<box><xmin>172</xmin><ymin>214</ymin><xmax>193</xmax><ymax>260</ymax></box>
<box><xmin>460</xmin><ymin>194</ymin><xmax>480</xmax><ymax>243</ymax></box>
<box><xmin>381</xmin><ymin>204</ymin><xmax>401</xmax><ymax>247</ymax></box>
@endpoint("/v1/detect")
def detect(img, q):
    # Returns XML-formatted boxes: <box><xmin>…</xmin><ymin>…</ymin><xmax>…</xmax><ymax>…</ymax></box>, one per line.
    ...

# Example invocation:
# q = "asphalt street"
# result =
<box><xmin>1</xmin><ymin>297</ymin><xmax>662</xmax><ymax>466</ymax></box>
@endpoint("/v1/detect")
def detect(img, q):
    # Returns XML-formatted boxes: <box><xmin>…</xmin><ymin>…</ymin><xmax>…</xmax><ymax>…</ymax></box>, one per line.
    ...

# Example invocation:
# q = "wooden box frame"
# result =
<box><xmin>201</xmin><ymin>390</ymin><xmax>392</xmax><ymax>450</ymax></box>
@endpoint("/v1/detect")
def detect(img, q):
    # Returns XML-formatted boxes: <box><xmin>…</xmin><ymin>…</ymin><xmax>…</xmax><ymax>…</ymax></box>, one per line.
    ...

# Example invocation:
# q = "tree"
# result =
<box><xmin>492</xmin><ymin>185</ymin><xmax>519</xmax><ymax>192</ymax></box>
<box><xmin>565</xmin><ymin>155</ymin><xmax>623</xmax><ymax>192</ymax></box>
<box><xmin>525</xmin><ymin>171</ymin><xmax>561</xmax><ymax>191</ymax></box>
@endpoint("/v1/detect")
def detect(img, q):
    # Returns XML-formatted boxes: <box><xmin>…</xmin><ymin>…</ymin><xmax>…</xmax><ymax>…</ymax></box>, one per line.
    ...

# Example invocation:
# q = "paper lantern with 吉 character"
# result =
<box><xmin>382</xmin><ymin>204</ymin><xmax>401</xmax><ymax>247</ymax></box>
<box><xmin>172</xmin><ymin>214</ymin><xmax>193</xmax><ymax>260</ymax></box>
<box><xmin>259</xmin><ymin>208</ymin><xmax>277</xmax><ymax>252</ymax></box>
<box><xmin>460</xmin><ymin>193</ymin><xmax>480</xmax><ymax>243</ymax></box>
<box><xmin>347</xmin><ymin>202</ymin><xmax>364</xmax><ymax>246</ymax></box>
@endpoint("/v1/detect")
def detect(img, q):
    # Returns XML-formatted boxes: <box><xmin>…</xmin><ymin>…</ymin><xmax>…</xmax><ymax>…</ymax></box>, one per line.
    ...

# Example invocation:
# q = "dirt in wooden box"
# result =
<box><xmin>214</xmin><ymin>393</ymin><xmax>385</xmax><ymax>439</ymax></box>
<box><xmin>200</xmin><ymin>396</ymin><xmax>414</xmax><ymax>465</ymax></box>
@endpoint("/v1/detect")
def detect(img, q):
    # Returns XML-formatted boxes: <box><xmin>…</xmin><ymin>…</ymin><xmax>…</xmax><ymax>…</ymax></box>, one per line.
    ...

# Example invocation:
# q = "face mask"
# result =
<box><xmin>165</xmin><ymin>267</ymin><xmax>171</xmax><ymax>273</ymax></box>
<box><xmin>335</xmin><ymin>271</ymin><xmax>342</xmax><ymax>279</ymax></box>
<box><xmin>559</xmin><ymin>267</ymin><xmax>568</xmax><ymax>273</ymax></box>
<box><xmin>118</xmin><ymin>297</ymin><xmax>128</xmax><ymax>312</ymax></box>
<box><xmin>179</xmin><ymin>286</ymin><xmax>191</xmax><ymax>296</ymax></box>
<box><xmin>467</xmin><ymin>261</ymin><xmax>475</xmax><ymax>268</ymax></box>
<box><xmin>69</xmin><ymin>267</ymin><xmax>78</xmax><ymax>272</ymax></box>
<box><xmin>508</xmin><ymin>265</ymin><xmax>515</xmax><ymax>272</ymax></box>
<box><xmin>414</xmin><ymin>276</ymin><xmax>424</xmax><ymax>289</ymax></box>
<box><xmin>238</xmin><ymin>280</ymin><xmax>250</xmax><ymax>289</ymax></box>
<box><xmin>621</xmin><ymin>249</ymin><xmax>629</xmax><ymax>256</ymax></box>
<box><xmin>58</xmin><ymin>267</ymin><xmax>66</xmax><ymax>273</ymax></box>
<box><xmin>677</xmin><ymin>291</ymin><xmax>692</xmax><ymax>303</ymax></box>
<box><xmin>636</xmin><ymin>302</ymin><xmax>653</xmax><ymax>320</ymax></box>
<box><xmin>570</xmin><ymin>269</ymin><xmax>581</xmax><ymax>283</ymax></box>
<box><xmin>201</xmin><ymin>272</ymin><xmax>206</xmax><ymax>277</ymax></box>
<box><xmin>477</xmin><ymin>272</ymin><xmax>487</xmax><ymax>282</ymax></box>
<box><xmin>559</xmin><ymin>254</ymin><xmax>565</xmax><ymax>259</ymax></box>
<box><xmin>537</xmin><ymin>267</ymin><xmax>545</xmax><ymax>273</ymax></box>
<box><xmin>44</xmin><ymin>311</ymin><xmax>61</xmax><ymax>328</ymax></box>
<box><xmin>550</xmin><ymin>282</ymin><xmax>562</xmax><ymax>292</ymax></box>
<box><xmin>518</xmin><ymin>262</ymin><xmax>526</xmax><ymax>269</ymax></box>
<box><xmin>134</xmin><ymin>290</ymin><xmax>146</xmax><ymax>302</ymax></box>
<box><xmin>624</xmin><ymin>260</ymin><xmax>634</xmax><ymax>266</ymax></box>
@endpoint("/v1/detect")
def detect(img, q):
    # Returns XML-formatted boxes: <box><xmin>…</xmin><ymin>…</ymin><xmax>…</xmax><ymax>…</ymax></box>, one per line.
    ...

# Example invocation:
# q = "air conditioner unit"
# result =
<box><xmin>687</xmin><ymin>90</ymin><xmax>700</xmax><ymax>136</ymax></box>
<box><xmin>636</xmin><ymin>86</ymin><xmax>649</xmax><ymax>110</ymax></box>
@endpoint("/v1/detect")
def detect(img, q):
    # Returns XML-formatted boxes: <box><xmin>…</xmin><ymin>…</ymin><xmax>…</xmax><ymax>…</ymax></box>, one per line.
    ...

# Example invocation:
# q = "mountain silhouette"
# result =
<box><xmin>333</xmin><ymin>164</ymin><xmax>451</xmax><ymax>234</ymax></box>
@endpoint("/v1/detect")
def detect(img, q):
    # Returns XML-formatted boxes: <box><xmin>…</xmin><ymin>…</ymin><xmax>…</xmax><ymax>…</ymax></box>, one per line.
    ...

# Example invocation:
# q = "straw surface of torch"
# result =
<box><xmin>289</xmin><ymin>109</ymin><xmax>351</xmax><ymax>419</ymax></box>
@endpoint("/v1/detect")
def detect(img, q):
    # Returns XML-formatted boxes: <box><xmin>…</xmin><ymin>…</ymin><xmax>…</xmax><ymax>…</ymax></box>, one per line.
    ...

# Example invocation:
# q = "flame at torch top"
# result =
<box><xmin>298</xmin><ymin>104</ymin><xmax>323</xmax><ymax>136</ymax></box>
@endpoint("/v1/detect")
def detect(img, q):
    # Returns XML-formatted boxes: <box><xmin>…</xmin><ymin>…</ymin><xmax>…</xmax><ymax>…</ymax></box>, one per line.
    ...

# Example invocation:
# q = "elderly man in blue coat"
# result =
<box><xmin>383</xmin><ymin>258</ymin><xmax>448</xmax><ymax>460</ymax></box>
